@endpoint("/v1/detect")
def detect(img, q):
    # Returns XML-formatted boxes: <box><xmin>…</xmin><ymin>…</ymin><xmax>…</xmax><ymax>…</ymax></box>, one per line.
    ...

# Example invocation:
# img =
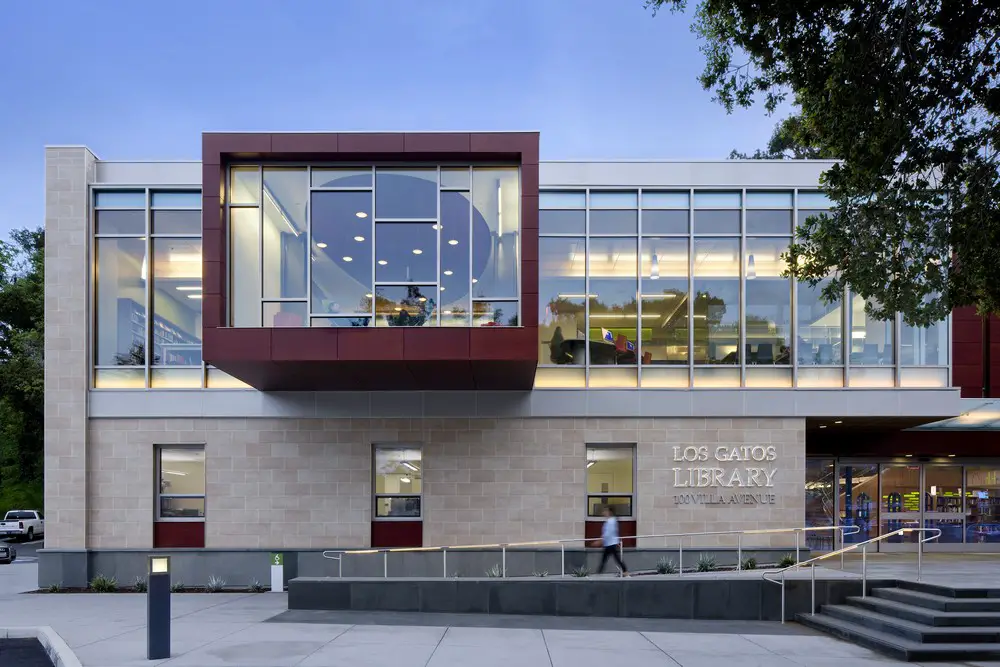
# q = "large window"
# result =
<box><xmin>745</xmin><ymin>237</ymin><xmax>791</xmax><ymax>365</ymax></box>
<box><xmin>693</xmin><ymin>238</ymin><xmax>740</xmax><ymax>364</ymax></box>
<box><xmin>157</xmin><ymin>447</ymin><xmax>205</xmax><ymax>520</ymax></box>
<box><xmin>373</xmin><ymin>447</ymin><xmax>422</xmax><ymax>519</ymax></box>
<box><xmin>586</xmin><ymin>445</ymin><xmax>635</xmax><ymax>518</ymax></box>
<box><xmin>227</xmin><ymin>166</ymin><xmax>520</xmax><ymax>328</ymax></box>
<box><xmin>93</xmin><ymin>189</ymin><xmax>204</xmax><ymax>389</ymax></box>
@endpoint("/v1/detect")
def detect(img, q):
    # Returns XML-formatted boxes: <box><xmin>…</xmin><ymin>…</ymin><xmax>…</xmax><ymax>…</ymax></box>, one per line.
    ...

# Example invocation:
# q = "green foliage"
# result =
<box><xmin>0</xmin><ymin>228</ymin><xmax>44</xmax><ymax>504</ymax></box>
<box><xmin>133</xmin><ymin>576</ymin><xmax>147</xmax><ymax>592</ymax></box>
<box><xmin>656</xmin><ymin>557</ymin><xmax>678</xmax><ymax>574</ymax></box>
<box><xmin>778</xmin><ymin>554</ymin><xmax>797</xmax><ymax>568</ymax></box>
<box><xmin>46</xmin><ymin>583</ymin><xmax>60</xmax><ymax>593</ymax></box>
<box><xmin>170</xmin><ymin>581</ymin><xmax>186</xmax><ymax>593</ymax></box>
<box><xmin>206</xmin><ymin>575</ymin><xmax>227</xmax><ymax>592</ymax></box>
<box><xmin>485</xmin><ymin>564</ymin><xmax>503</xmax><ymax>578</ymax></box>
<box><xmin>89</xmin><ymin>575</ymin><xmax>118</xmax><ymax>593</ymax></box>
<box><xmin>740</xmin><ymin>556</ymin><xmax>757</xmax><ymax>571</ymax></box>
<box><xmin>647</xmin><ymin>0</ymin><xmax>1000</xmax><ymax>323</ymax></box>
<box><xmin>532</xmin><ymin>570</ymin><xmax>549</xmax><ymax>577</ymax></box>
<box><xmin>249</xmin><ymin>579</ymin><xmax>265</xmax><ymax>593</ymax></box>
<box><xmin>696</xmin><ymin>554</ymin><xmax>717</xmax><ymax>572</ymax></box>
<box><xmin>571</xmin><ymin>565</ymin><xmax>591</xmax><ymax>578</ymax></box>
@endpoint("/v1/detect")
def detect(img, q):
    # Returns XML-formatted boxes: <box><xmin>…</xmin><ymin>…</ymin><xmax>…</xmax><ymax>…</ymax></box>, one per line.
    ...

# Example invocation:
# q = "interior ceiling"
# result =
<box><xmin>805</xmin><ymin>416</ymin><xmax>945</xmax><ymax>433</ymax></box>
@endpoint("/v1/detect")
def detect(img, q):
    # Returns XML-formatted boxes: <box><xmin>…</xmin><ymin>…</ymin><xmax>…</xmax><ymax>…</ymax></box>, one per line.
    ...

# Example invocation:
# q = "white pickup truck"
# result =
<box><xmin>0</xmin><ymin>510</ymin><xmax>44</xmax><ymax>542</ymax></box>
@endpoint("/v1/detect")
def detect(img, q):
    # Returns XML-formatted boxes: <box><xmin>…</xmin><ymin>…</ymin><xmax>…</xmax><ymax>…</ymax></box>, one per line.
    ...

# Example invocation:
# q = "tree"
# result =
<box><xmin>730</xmin><ymin>113</ymin><xmax>835</xmax><ymax>160</ymax></box>
<box><xmin>647</xmin><ymin>0</ymin><xmax>1000</xmax><ymax>326</ymax></box>
<box><xmin>0</xmin><ymin>228</ymin><xmax>44</xmax><ymax>508</ymax></box>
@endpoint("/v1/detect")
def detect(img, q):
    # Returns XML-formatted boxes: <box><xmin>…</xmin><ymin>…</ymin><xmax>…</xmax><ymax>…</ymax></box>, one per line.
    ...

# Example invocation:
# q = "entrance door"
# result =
<box><xmin>923</xmin><ymin>465</ymin><xmax>964</xmax><ymax>545</ymax></box>
<box><xmin>879</xmin><ymin>464</ymin><xmax>921</xmax><ymax>545</ymax></box>
<box><xmin>838</xmin><ymin>463</ymin><xmax>879</xmax><ymax>543</ymax></box>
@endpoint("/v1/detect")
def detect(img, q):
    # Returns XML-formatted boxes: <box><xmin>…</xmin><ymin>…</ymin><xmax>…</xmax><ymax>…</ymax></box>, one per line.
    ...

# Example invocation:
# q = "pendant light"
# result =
<box><xmin>650</xmin><ymin>251</ymin><xmax>659</xmax><ymax>280</ymax></box>
<box><xmin>746</xmin><ymin>254</ymin><xmax>756</xmax><ymax>280</ymax></box>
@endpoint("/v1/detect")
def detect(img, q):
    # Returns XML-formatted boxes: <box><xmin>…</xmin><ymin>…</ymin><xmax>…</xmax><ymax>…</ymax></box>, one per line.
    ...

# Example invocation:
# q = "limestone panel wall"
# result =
<box><xmin>44</xmin><ymin>147</ymin><xmax>96</xmax><ymax>549</ymax></box>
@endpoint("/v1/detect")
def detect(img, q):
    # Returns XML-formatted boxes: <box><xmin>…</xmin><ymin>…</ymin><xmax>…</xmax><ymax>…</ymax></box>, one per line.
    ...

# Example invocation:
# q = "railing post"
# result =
<box><xmin>560</xmin><ymin>543</ymin><xmax>565</xmax><ymax>578</ymax></box>
<box><xmin>502</xmin><ymin>545</ymin><xmax>507</xmax><ymax>578</ymax></box>
<box><xmin>811</xmin><ymin>564</ymin><xmax>816</xmax><ymax>616</ymax></box>
<box><xmin>678</xmin><ymin>538</ymin><xmax>683</xmax><ymax>577</ymax></box>
<box><xmin>840</xmin><ymin>528</ymin><xmax>845</xmax><ymax>570</ymax></box>
<box><xmin>339</xmin><ymin>556</ymin><xmax>342</xmax><ymax>579</ymax></box>
<box><xmin>737</xmin><ymin>534</ymin><xmax>742</xmax><ymax>572</ymax></box>
<box><xmin>383</xmin><ymin>551</ymin><xmax>388</xmax><ymax>579</ymax></box>
<box><xmin>443</xmin><ymin>548</ymin><xmax>447</xmax><ymax>579</ymax></box>
<box><xmin>862</xmin><ymin>546</ymin><xmax>867</xmax><ymax>598</ymax></box>
<box><xmin>780</xmin><ymin>575</ymin><xmax>786</xmax><ymax>624</ymax></box>
<box><xmin>795</xmin><ymin>531</ymin><xmax>800</xmax><ymax>564</ymax></box>
<box><xmin>917</xmin><ymin>532</ymin><xmax>923</xmax><ymax>582</ymax></box>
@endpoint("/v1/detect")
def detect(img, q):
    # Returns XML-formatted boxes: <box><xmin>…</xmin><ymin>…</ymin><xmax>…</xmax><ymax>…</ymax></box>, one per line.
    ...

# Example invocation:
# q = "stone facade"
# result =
<box><xmin>44</xmin><ymin>147</ymin><xmax>96</xmax><ymax>549</ymax></box>
<box><xmin>84</xmin><ymin>416</ymin><xmax>805</xmax><ymax>550</ymax></box>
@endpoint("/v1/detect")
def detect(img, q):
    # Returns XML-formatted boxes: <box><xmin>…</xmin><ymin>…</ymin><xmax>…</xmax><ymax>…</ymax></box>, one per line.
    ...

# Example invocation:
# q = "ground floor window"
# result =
<box><xmin>373</xmin><ymin>446</ymin><xmax>422</xmax><ymax>519</ymax></box>
<box><xmin>156</xmin><ymin>446</ymin><xmax>206</xmax><ymax>520</ymax></box>
<box><xmin>586</xmin><ymin>445</ymin><xmax>635</xmax><ymax>518</ymax></box>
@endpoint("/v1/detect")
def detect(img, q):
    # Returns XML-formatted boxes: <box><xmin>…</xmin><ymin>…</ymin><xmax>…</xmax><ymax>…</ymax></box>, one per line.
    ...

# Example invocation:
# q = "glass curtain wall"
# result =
<box><xmin>536</xmin><ymin>188</ymin><xmax>949</xmax><ymax>389</ymax></box>
<box><xmin>227</xmin><ymin>166</ymin><xmax>520</xmax><ymax>329</ymax></box>
<box><xmin>93</xmin><ymin>189</ymin><xmax>206</xmax><ymax>389</ymax></box>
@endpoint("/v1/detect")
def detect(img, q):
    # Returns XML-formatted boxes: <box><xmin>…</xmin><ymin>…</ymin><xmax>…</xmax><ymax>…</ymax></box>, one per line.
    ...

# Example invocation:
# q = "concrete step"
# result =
<box><xmin>797</xmin><ymin>612</ymin><xmax>1000</xmax><ymax>662</ymax></box>
<box><xmin>873</xmin><ymin>587</ymin><xmax>1000</xmax><ymax>612</ymax></box>
<box><xmin>897</xmin><ymin>579</ymin><xmax>1000</xmax><ymax>599</ymax></box>
<box><xmin>848</xmin><ymin>595</ymin><xmax>1000</xmax><ymax>627</ymax></box>
<box><xmin>823</xmin><ymin>604</ymin><xmax>1000</xmax><ymax>644</ymax></box>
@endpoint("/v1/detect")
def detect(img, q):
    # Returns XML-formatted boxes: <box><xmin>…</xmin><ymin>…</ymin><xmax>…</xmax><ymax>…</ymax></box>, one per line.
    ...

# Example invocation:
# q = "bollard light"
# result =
<box><xmin>146</xmin><ymin>555</ymin><xmax>171</xmax><ymax>660</ymax></box>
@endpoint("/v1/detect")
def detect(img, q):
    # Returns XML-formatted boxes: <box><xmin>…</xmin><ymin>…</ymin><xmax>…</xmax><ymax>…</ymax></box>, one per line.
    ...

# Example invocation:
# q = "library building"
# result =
<box><xmin>40</xmin><ymin>131</ymin><xmax>1000</xmax><ymax>586</ymax></box>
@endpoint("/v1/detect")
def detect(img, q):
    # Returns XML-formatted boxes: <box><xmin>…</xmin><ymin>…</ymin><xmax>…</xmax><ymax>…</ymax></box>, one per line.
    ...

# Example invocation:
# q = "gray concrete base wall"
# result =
<box><xmin>288</xmin><ymin>576</ymin><xmax>896</xmax><ymax>621</ymax></box>
<box><xmin>37</xmin><ymin>547</ymin><xmax>810</xmax><ymax>590</ymax></box>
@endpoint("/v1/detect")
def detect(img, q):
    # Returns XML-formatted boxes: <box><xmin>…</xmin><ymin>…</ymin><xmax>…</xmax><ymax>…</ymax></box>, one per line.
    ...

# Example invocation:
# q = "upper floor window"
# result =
<box><xmin>227</xmin><ymin>166</ymin><xmax>521</xmax><ymax>328</ymax></box>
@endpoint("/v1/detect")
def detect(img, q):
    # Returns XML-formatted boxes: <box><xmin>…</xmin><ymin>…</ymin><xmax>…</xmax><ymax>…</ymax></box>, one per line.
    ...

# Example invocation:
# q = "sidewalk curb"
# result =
<box><xmin>1</xmin><ymin>626</ymin><xmax>82</xmax><ymax>667</ymax></box>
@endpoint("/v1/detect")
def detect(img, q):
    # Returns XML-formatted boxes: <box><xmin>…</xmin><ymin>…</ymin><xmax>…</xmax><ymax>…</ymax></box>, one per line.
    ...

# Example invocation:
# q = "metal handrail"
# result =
<box><xmin>322</xmin><ymin>524</ymin><xmax>860</xmax><ymax>578</ymax></box>
<box><xmin>761</xmin><ymin>527</ymin><xmax>942</xmax><ymax>623</ymax></box>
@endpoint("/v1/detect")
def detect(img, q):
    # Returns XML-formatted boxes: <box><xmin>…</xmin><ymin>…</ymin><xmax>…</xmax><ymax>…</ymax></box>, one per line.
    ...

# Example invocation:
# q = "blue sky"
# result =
<box><xmin>0</xmin><ymin>0</ymin><xmax>787</xmax><ymax>238</ymax></box>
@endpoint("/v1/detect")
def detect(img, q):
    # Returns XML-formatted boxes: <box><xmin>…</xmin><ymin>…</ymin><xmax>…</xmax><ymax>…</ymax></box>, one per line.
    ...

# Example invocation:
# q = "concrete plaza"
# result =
<box><xmin>5</xmin><ymin>557</ymin><xmax>1000</xmax><ymax>666</ymax></box>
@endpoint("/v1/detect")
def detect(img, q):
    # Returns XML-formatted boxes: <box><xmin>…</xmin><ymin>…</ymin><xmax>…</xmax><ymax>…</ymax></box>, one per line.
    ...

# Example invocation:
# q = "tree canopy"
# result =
<box><xmin>648</xmin><ymin>0</ymin><xmax>1000</xmax><ymax>326</ymax></box>
<box><xmin>0</xmin><ymin>228</ymin><xmax>44</xmax><ymax>509</ymax></box>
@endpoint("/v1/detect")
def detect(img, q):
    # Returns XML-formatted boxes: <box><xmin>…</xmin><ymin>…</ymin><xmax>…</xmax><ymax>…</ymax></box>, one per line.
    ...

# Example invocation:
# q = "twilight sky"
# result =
<box><xmin>0</xmin><ymin>0</ymin><xmax>788</xmax><ymax>238</ymax></box>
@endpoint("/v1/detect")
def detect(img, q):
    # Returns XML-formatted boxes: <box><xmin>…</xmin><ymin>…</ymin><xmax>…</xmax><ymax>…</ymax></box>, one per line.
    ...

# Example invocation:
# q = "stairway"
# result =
<box><xmin>798</xmin><ymin>580</ymin><xmax>1000</xmax><ymax>662</ymax></box>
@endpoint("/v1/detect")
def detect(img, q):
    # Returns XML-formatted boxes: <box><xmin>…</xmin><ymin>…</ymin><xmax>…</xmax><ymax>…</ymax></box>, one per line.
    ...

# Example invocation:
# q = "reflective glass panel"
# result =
<box><xmin>694</xmin><ymin>192</ymin><xmax>741</xmax><ymax>208</ymax></box>
<box><xmin>839</xmin><ymin>463</ymin><xmax>879</xmax><ymax>543</ymax></box>
<box><xmin>540</xmin><ymin>191</ymin><xmax>586</xmax><ymax>209</ymax></box>
<box><xmin>805</xmin><ymin>459</ymin><xmax>836</xmax><ymax>550</ymax></box>
<box><xmin>746</xmin><ymin>210</ymin><xmax>793</xmax><ymax>234</ymax></box>
<box><xmin>95</xmin><ymin>210</ymin><xmax>145</xmax><ymax>235</ymax></box>
<box><xmin>152</xmin><ymin>211</ymin><xmax>201</xmax><ymax>235</ymax></box>
<box><xmin>374</xmin><ymin>447</ymin><xmax>422</xmax><ymax>518</ymax></box>
<box><xmin>540</xmin><ymin>210</ymin><xmax>586</xmax><ymax>234</ymax></box>
<box><xmin>312</xmin><ymin>168</ymin><xmax>373</xmax><ymax>189</ymax></box>
<box><xmin>849</xmin><ymin>294</ymin><xmax>894</xmax><ymax>365</ymax></box>
<box><xmin>311</xmin><ymin>317</ymin><xmax>372</xmax><ymax>327</ymax></box>
<box><xmin>901</xmin><ymin>319</ymin><xmax>949</xmax><ymax>365</ymax></box>
<box><xmin>472</xmin><ymin>300</ymin><xmax>518</xmax><ymax>326</ymax></box>
<box><xmin>472</xmin><ymin>167</ymin><xmax>519</xmax><ymax>299</ymax></box>
<box><xmin>642</xmin><ymin>210</ymin><xmax>688</xmax><ymax>235</ymax></box>
<box><xmin>311</xmin><ymin>191</ymin><xmax>373</xmax><ymax>315</ymax></box>
<box><xmin>375</xmin><ymin>285</ymin><xmax>435</xmax><ymax>326</ymax></box>
<box><xmin>263</xmin><ymin>302</ymin><xmax>306</xmax><ymax>327</ymax></box>
<box><xmin>95</xmin><ymin>191</ymin><xmax>145</xmax><ymax>208</ymax></box>
<box><xmin>694</xmin><ymin>210</ymin><xmax>741</xmax><ymax>234</ymax></box>
<box><xmin>967</xmin><ymin>467</ymin><xmax>1000</xmax><ymax>543</ymax></box>
<box><xmin>151</xmin><ymin>191</ymin><xmax>201</xmax><ymax>208</ymax></box>
<box><xmin>588</xmin><ymin>237</ymin><xmax>638</xmax><ymax>366</ymax></box>
<box><xmin>881</xmin><ymin>464</ymin><xmax>921</xmax><ymax>543</ymax></box>
<box><xmin>798</xmin><ymin>278</ymin><xmax>843</xmax><ymax>365</ymax></box>
<box><xmin>586</xmin><ymin>446</ymin><xmax>634</xmax><ymax>518</ymax></box>
<box><xmin>375</xmin><ymin>223</ymin><xmax>437</xmax><ymax>283</ymax></box>
<box><xmin>262</xmin><ymin>168</ymin><xmax>307</xmax><ymax>299</ymax></box>
<box><xmin>590</xmin><ymin>192</ymin><xmax>638</xmax><ymax>208</ymax></box>
<box><xmin>151</xmin><ymin>239</ymin><xmax>202</xmax><ymax>366</ymax></box>
<box><xmin>95</xmin><ymin>237</ymin><xmax>146</xmax><ymax>366</ymax></box>
<box><xmin>745</xmin><ymin>238</ymin><xmax>791</xmax><ymax>365</ymax></box>
<box><xmin>798</xmin><ymin>192</ymin><xmax>833</xmax><ymax>208</ymax></box>
<box><xmin>641</xmin><ymin>191</ymin><xmax>689</xmax><ymax>209</ymax></box>
<box><xmin>230</xmin><ymin>167</ymin><xmax>260</xmax><ymax>204</ymax></box>
<box><xmin>439</xmin><ymin>191</ymin><xmax>471</xmax><ymax>325</ymax></box>
<box><xmin>440</xmin><ymin>168</ymin><xmax>470</xmax><ymax>189</ymax></box>
<box><xmin>230</xmin><ymin>207</ymin><xmax>261</xmax><ymax>327</ymax></box>
<box><xmin>375</xmin><ymin>169</ymin><xmax>437</xmax><ymax>219</ymax></box>
<box><xmin>159</xmin><ymin>448</ymin><xmax>205</xmax><ymax>519</ymax></box>
<box><xmin>797</xmin><ymin>209</ymin><xmax>830</xmax><ymax>229</ymax></box>
<box><xmin>747</xmin><ymin>191</ymin><xmax>793</xmax><ymax>208</ymax></box>
<box><xmin>590</xmin><ymin>210</ymin><xmax>638</xmax><ymax>235</ymax></box>
<box><xmin>693</xmin><ymin>238</ymin><xmax>739</xmax><ymax>364</ymax></box>
<box><xmin>640</xmin><ymin>238</ymin><xmax>688</xmax><ymax>364</ymax></box>
<box><xmin>539</xmin><ymin>237</ymin><xmax>586</xmax><ymax>365</ymax></box>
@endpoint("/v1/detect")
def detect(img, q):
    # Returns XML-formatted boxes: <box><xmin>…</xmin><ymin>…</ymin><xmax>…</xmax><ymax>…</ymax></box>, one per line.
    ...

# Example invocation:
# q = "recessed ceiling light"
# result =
<box><xmin>448</xmin><ymin>239</ymin><xmax>459</xmax><ymax>246</ymax></box>
<box><xmin>443</xmin><ymin>270</ymin><xmax>453</xmax><ymax>276</ymax></box>
<box><xmin>393</xmin><ymin>307</ymin><xmax>402</xmax><ymax>311</ymax></box>
<box><xmin>440</xmin><ymin>286</ymin><xmax>446</xmax><ymax>291</ymax></box>
<box><xmin>472</xmin><ymin>278</ymin><xmax>478</xmax><ymax>284</ymax></box>
<box><xmin>418</xmin><ymin>297</ymin><xmax>427</xmax><ymax>303</ymax></box>
<box><xmin>365</xmin><ymin>293</ymin><xmax>373</xmax><ymax>298</ymax></box>
<box><xmin>819</xmin><ymin>425</ymin><xmax>827</xmax><ymax>429</ymax></box>
<box><xmin>316</xmin><ymin>242</ymin><xmax>328</xmax><ymax>249</ymax></box>
<box><xmin>342</xmin><ymin>256</ymin><xmax>353</xmax><ymax>262</ymax></box>
<box><xmin>905</xmin><ymin>454</ymin><xmax>913</xmax><ymax>458</ymax></box>
<box><xmin>176</xmin><ymin>286</ymin><xmax>201</xmax><ymax>291</ymax></box>
<box><xmin>186</xmin><ymin>294</ymin><xmax>203</xmax><ymax>300</ymax></box>
<box><xmin>948</xmin><ymin>454</ymin><xmax>956</xmax><ymax>457</ymax></box>
<box><xmin>432</xmin><ymin>224</ymin><xmax>442</xmax><ymax>230</ymax></box>
<box><xmin>356</xmin><ymin>211</ymin><xmax>368</xmax><ymax>219</ymax></box>
<box><xmin>412</xmin><ymin>249</ymin><xmax>423</xmax><ymax>255</ymax></box>
<box><xmin>378</xmin><ymin>260</ymin><xmax>387</xmax><ymax>265</ymax></box>
<box><xmin>354</xmin><ymin>236</ymin><xmax>365</xmax><ymax>242</ymax></box>
<box><xmin>834</xmin><ymin>420</ymin><xmax>843</xmax><ymax>424</ymax></box>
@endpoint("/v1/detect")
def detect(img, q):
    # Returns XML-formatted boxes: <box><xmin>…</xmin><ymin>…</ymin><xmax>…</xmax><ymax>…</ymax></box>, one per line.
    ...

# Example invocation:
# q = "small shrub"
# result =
<box><xmin>740</xmin><ymin>556</ymin><xmax>757</xmax><ymax>571</ymax></box>
<box><xmin>451</xmin><ymin>571</ymin><xmax>462</xmax><ymax>578</ymax></box>
<box><xmin>778</xmin><ymin>554</ymin><xmax>797</xmax><ymax>568</ymax></box>
<box><xmin>656</xmin><ymin>557</ymin><xmax>678</xmax><ymax>575</ymax></box>
<box><xmin>206</xmin><ymin>575</ymin><xmax>227</xmax><ymax>593</ymax></box>
<box><xmin>248</xmin><ymin>579</ymin><xmax>264</xmax><ymax>593</ymax></box>
<box><xmin>532</xmin><ymin>570</ymin><xmax>549</xmax><ymax>578</ymax></box>
<box><xmin>696</xmin><ymin>554</ymin><xmax>717</xmax><ymax>572</ymax></box>
<box><xmin>170</xmin><ymin>581</ymin><xmax>186</xmax><ymax>593</ymax></box>
<box><xmin>485</xmin><ymin>564</ymin><xmax>503</xmax><ymax>578</ymax></box>
<box><xmin>46</xmin><ymin>583</ymin><xmax>61</xmax><ymax>593</ymax></box>
<box><xmin>90</xmin><ymin>574</ymin><xmax>118</xmax><ymax>593</ymax></box>
<box><xmin>571</xmin><ymin>565</ymin><xmax>590</xmax><ymax>578</ymax></box>
<box><xmin>133</xmin><ymin>576</ymin><xmax>148</xmax><ymax>593</ymax></box>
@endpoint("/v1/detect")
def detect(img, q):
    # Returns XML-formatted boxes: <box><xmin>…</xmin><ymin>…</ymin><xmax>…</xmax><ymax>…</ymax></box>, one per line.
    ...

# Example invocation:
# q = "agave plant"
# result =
<box><xmin>696</xmin><ymin>554</ymin><xmax>717</xmax><ymax>572</ymax></box>
<box><xmin>656</xmin><ymin>557</ymin><xmax>678</xmax><ymax>574</ymax></box>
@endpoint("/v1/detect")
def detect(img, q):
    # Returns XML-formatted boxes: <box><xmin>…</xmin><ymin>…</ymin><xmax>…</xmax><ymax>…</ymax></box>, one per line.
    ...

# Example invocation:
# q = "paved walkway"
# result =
<box><xmin>4</xmin><ymin>559</ymin><xmax>1000</xmax><ymax>666</ymax></box>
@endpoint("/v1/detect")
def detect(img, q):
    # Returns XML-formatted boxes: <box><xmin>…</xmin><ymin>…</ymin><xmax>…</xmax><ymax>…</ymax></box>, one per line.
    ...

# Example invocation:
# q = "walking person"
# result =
<box><xmin>595</xmin><ymin>505</ymin><xmax>629</xmax><ymax>576</ymax></box>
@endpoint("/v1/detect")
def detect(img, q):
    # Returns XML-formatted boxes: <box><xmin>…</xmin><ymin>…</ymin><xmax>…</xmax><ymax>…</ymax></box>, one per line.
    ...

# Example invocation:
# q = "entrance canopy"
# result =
<box><xmin>910</xmin><ymin>400</ymin><xmax>1000</xmax><ymax>431</ymax></box>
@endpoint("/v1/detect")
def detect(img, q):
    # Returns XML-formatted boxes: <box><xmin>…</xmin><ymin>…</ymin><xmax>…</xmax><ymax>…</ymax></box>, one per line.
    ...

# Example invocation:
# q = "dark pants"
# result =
<box><xmin>597</xmin><ymin>545</ymin><xmax>627</xmax><ymax>574</ymax></box>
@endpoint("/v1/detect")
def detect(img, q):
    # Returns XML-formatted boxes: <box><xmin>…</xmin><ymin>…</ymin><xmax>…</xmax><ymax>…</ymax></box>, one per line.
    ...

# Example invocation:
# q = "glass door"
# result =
<box><xmin>966</xmin><ymin>467</ymin><xmax>1000</xmax><ymax>543</ymax></box>
<box><xmin>924</xmin><ymin>465</ymin><xmax>964</xmax><ymax>544</ymax></box>
<box><xmin>838</xmin><ymin>463</ymin><xmax>879</xmax><ymax>543</ymax></box>
<box><xmin>880</xmin><ymin>464</ymin><xmax>922</xmax><ymax>543</ymax></box>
